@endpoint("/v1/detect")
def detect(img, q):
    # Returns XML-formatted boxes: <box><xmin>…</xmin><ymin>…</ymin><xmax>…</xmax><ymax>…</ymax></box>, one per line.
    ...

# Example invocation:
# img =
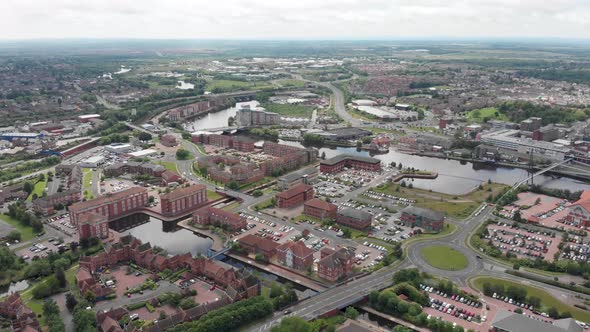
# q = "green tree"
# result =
<box><xmin>175</xmin><ymin>148</ymin><xmax>191</xmax><ymax>160</ymax></box>
<box><xmin>271</xmin><ymin>317</ymin><xmax>312</xmax><ymax>332</ymax></box>
<box><xmin>344</xmin><ymin>306</ymin><xmax>359</xmax><ymax>319</ymax></box>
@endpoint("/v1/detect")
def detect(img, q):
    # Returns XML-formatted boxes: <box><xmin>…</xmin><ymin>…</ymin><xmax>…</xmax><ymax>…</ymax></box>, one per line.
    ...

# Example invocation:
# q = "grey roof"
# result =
<box><xmin>401</xmin><ymin>206</ymin><xmax>444</xmax><ymax>221</ymax></box>
<box><xmin>338</xmin><ymin>208</ymin><xmax>372</xmax><ymax>221</ymax></box>
<box><xmin>320</xmin><ymin>154</ymin><xmax>380</xmax><ymax>166</ymax></box>
<box><xmin>278</xmin><ymin>166</ymin><xmax>318</xmax><ymax>183</ymax></box>
<box><xmin>492</xmin><ymin>310</ymin><xmax>582</xmax><ymax>332</ymax></box>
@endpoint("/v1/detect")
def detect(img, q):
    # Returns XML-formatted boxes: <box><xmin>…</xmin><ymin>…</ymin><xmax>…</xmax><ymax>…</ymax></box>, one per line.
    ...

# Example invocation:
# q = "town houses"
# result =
<box><xmin>0</xmin><ymin>293</ymin><xmax>40</xmax><ymax>332</ymax></box>
<box><xmin>192</xmin><ymin>206</ymin><xmax>247</xmax><ymax>231</ymax></box>
<box><xmin>78</xmin><ymin>235</ymin><xmax>260</xmax><ymax>302</ymax></box>
<box><xmin>276</xmin><ymin>240</ymin><xmax>315</xmax><ymax>271</ymax></box>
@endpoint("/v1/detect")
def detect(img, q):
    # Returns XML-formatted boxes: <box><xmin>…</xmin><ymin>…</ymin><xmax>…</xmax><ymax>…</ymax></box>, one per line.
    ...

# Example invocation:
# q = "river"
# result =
<box><xmin>183</xmin><ymin>101</ymin><xmax>260</xmax><ymax>132</ymax></box>
<box><xmin>181</xmin><ymin>103</ymin><xmax>590</xmax><ymax>195</ymax></box>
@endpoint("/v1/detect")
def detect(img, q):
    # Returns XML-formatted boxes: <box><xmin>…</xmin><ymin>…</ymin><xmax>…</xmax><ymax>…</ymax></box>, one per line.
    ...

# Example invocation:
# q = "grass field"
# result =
<box><xmin>0</xmin><ymin>214</ymin><xmax>35</xmax><ymax>241</ymax></box>
<box><xmin>374</xmin><ymin>182</ymin><xmax>507</xmax><ymax>219</ymax></box>
<box><xmin>27</xmin><ymin>178</ymin><xmax>48</xmax><ymax>201</ymax></box>
<box><xmin>205</xmin><ymin>79</ymin><xmax>274</xmax><ymax>92</ymax></box>
<box><xmin>420</xmin><ymin>245</ymin><xmax>468</xmax><ymax>271</ymax></box>
<box><xmin>207</xmin><ymin>190</ymin><xmax>222</xmax><ymax>201</ymax></box>
<box><xmin>261</xmin><ymin>103</ymin><xmax>315</xmax><ymax>118</ymax></box>
<box><xmin>273</xmin><ymin>79</ymin><xmax>306</xmax><ymax>88</ymax></box>
<box><xmin>157</xmin><ymin>161</ymin><xmax>178</xmax><ymax>172</ymax></box>
<box><xmin>466</xmin><ymin>107</ymin><xmax>508</xmax><ymax>123</ymax></box>
<box><xmin>83</xmin><ymin>168</ymin><xmax>93</xmax><ymax>189</ymax></box>
<box><xmin>471</xmin><ymin>276</ymin><xmax>590</xmax><ymax>322</ymax></box>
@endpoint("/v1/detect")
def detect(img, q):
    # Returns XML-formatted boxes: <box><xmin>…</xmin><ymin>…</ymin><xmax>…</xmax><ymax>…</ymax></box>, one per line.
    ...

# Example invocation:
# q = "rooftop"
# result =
<box><xmin>161</xmin><ymin>184</ymin><xmax>206</xmax><ymax>201</ymax></box>
<box><xmin>338</xmin><ymin>208</ymin><xmax>372</xmax><ymax>221</ymax></box>
<box><xmin>69</xmin><ymin>187</ymin><xmax>147</xmax><ymax>212</ymax></box>
<box><xmin>401</xmin><ymin>206</ymin><xmax>444</xmax><ymax>221</ymax></box>
<box><xmin>320</xmin><ymin>154</ymin><xmax>381</xmax><ymax>166</ymax></box>
<box><xmin>276</xmin><ymin>183</ymin><xmax>313</xmax><ymax>199</ymax></box>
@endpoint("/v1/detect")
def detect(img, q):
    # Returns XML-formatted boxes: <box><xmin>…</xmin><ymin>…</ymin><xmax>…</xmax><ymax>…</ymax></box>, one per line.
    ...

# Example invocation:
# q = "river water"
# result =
<box><xmin>182</xmin><ymin>102</ymin><xmax>590</xmax><ymax>195</ymax></box>
<box><xmin>183</xmin><ymin>101</ymin><xmax>260</xmax><ymax>132</ymax></box>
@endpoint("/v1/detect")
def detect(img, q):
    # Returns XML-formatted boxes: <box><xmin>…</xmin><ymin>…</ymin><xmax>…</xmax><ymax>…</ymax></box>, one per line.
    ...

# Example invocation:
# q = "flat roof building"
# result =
<box><xmin>336</xmin><ymin>208</ymin><xmax>372</xmax><ymax>230</ymax></box>
<box><xmin>320</xmin><ymin>154</ymin><xmax>381</xmax><ymax>174</ymax></box>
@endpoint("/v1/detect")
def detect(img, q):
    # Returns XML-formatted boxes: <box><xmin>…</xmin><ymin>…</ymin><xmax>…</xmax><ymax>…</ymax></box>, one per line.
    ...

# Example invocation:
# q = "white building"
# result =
<box><xmin>127</xmin><ymin>149</ymin><xmax>158</xmax><ymax>158</ymax></box>
<box><xmin>105</xmin><ymin>143</ymin><xmax>134</xmax><ymax>154</ymax></box>
<box><xmin>479</xmin><ymin>130</ymin><xmax>570</xmax><ymax>161</ymax></box>
<box><xmin>80</xmin><ymin>155</ymin><xmax>105</xmax><ymax>168</ymax></box>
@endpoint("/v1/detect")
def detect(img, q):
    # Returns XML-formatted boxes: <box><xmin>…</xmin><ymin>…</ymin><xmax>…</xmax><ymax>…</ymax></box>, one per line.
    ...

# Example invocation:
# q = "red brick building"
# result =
<box><xmin>275</xmin><ymin>183</ymin><xmax>314</xmax><ymax>209</ymax></box>
<box><xmin>336</xmin><ymin>208</ymin><xmax>372</xmax><ymax>230</ymax></box>
<box><xmin>192</xmin><ymin>207</ymin><xmax>247</xmax><ymax>231</ymax></box>
<box><xmin>78</xmin><ymin>212</ymin><xmax>110</xmax><ymax>239</ymax></box>
<box><xmin>317</xmin><ymin>247</ymin><xmax>355</xmax><ymax>282</ymax></box>
<box><xmin>320</xmin><ymin>155</ymin><xmax>381</xmax><ymax>174</ymax></box>
<box><xmin>69</xmin><ymin>187</ymin><xmax>149</xmax><ymax>226</ymax></box>
<box><xmin>33</xmin><ymin>189</ymin><xmax>81</xmax><ymax>215</ymax></box>
<box><xmin>276</xmin><ymin>241</ymin><xmax>314</xmax><ymax>271</ymax></box>
<box><xmin>78</xmin><ymin>235</ymin><xmax>260</xmax><ymax>305</ymax></box>
<box><xmin>237</xmin><ymin>234</ymin><xmax>278</xmax><ymax>260</ymax></box>
<box><xmin>160</xmin><ymin>134</ymin><xmax>178</xmax><ymax>147</ymax></box>
<box><xmin>160</xmin><ymin>184</ymin><xmax>207</xmax><ymax>217</ymax></box>
<box><xmin>0</xmin><ymin>293</ymin><xmax>40</xmax><ymax>332</ymax></box>
<box><xmin>161</xmin><ymin>170</ymin><xmax>183</xmax><ymax>185</ymax></box>
<box><xmin>303</xmin><ymin>198</ymin><xmax>337</xmax><ymax>220</ymax></box>
<box><xmin>566</xmin><ymin>190</ymin><xmax>590</xmax><ymax>227</ymax></box>
<box><xmin>400</xmin><ymin>206</ymin><xmax>444</xmax><ymax>232</ymax></box>
<box><xmin>192</xmin><ymin>134</ymin><xmax>255</xmax><ymax>152</ymax></box>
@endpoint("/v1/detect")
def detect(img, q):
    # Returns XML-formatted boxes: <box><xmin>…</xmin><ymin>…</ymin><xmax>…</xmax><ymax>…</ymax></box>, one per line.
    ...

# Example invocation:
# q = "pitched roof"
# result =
<box><xmin>69</xmin><ymin>187</ymin><xmax>147</xmax><ymax>212</ymax></box>
<box><xmin>338</xmin><ymin>208</ymin><xmax>372</xmax><ymax>221</ymax></box>
<box><xmin>492</xmin><ymin>310</ymin><xmax>582</xmax><ymax>332</ymax></box>
<box><xmin>276</xmin><ymin>183</ymin><xmax>312</xmax><ymax>199</ymax></box>
<box><xmin>571</xmin><ymin>190</ymin><xmax>590</xmax><ymax>213</ymax></box>
<box><xmin>277</xmin><ymin>241</ymin><xmax>314</xmax><ymax>258</ymax></box>
<box><xmin>401</xmin><ymin>206</ymin><xmax>444</xmax><ymax>221</ymax></box>
<box><xmin>318</xmin><ymin>247</ymin><xmax>354</xmax><ymax>269</ymax></box>
<box><xmin>304</xmin><ymin>198</ymin><xmax>336</xmax><ymax>211</ymax></box>
<box><xmin>238</xmin><ymin>234</ymin><xmax>279</xmax><ymax>252</ymax></box>
<box><xmin>320</xmin><ymin>154</ymin><xmax>380</xmax><ymax>166</ymax></box>
<box><xmin>160</xmin><ymin>184</ymin><xmax>206</xmax><ymax>201</ymax></box>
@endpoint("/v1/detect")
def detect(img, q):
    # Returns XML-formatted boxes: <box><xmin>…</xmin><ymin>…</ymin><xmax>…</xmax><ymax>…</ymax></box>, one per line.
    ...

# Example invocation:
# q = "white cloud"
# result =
<box><xmin>0</xmin><ymin>0</ymin><xmax>588</xmax><ymax>39</ymax></box>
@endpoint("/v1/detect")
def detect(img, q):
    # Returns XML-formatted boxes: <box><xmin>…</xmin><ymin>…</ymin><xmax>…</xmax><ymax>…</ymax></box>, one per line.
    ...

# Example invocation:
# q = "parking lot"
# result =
<box><xmin>236</xmin><ymin>212</ymin><xmax>384</xmax><ymax>271</ymax></box>
<box><xmin>421</xmin><ymin>284</ymin><xmax>487</xmax><ymax>331</ymax></box>
<box><xmin>483</xmin><ymin>221</ymin><xmax>560</xmax><ymax>261</ymax></box>
<box><xmin>102</xmin><ymin>266</ymin><xmax>151</xmax><ymax>298</ymax></box>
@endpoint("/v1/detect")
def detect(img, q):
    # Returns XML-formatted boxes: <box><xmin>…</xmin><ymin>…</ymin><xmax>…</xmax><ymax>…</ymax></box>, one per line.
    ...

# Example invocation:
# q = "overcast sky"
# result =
<box><xmin>1</xmin><ymin>0</ymin><xmax>589</xmax><ymax>40</ymax></box>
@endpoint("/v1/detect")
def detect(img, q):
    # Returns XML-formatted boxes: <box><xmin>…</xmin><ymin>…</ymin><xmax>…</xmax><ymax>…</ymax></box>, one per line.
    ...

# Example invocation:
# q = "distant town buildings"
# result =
<box><xmin>236</xmin><ymin>104</ymin><xmax>280</xmax><ymax>126</ymax></box>
<box><xmin>191</xmin><ymin>133</ymin><xmax>255</xmax><ymax>152</ymax></box>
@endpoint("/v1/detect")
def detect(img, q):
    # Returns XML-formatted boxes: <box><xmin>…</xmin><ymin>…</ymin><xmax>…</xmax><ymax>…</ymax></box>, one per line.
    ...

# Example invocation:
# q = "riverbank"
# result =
<box><xmin>176</xmin><ymin>219</ymin><xmax>225</xmax><ymax>252</ymax></box>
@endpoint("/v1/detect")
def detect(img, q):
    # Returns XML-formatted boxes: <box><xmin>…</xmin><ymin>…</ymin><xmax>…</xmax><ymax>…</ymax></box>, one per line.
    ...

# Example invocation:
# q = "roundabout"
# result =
<box><xmin>420</xmin><ymin>245</ymin><xmax>468</xmax><ymax>271</ymax></box>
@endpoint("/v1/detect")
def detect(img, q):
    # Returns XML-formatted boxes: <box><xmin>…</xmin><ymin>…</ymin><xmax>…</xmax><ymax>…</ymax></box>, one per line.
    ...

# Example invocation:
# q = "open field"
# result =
<box><xmin>374</xmin><ymin>182</ymin><xmax>508</xmax><ymax>219</ymax></box>
<box><xmin>466</xmin><ymin>107</ymin><xmax>508</xmax><ymax>123</ymax></box>
<box><xmin>205</xmin><ymin>79</ymin><xmax>274</xmax><ymax>92</ymax></box>
<box><xmin>27</xmin><ymin>178</ymin><xmax>48</xmax><ymax>201</ymax></box>
<box><xmin>420</xmin><ymin>245</ymin><xmax>468</xmax><ymax>270</ymax></box>
<box><xmin>261</xmin><ymin>103</ymin><xmax>315</xmax><ymax>118</ymax></box>
<box><xmin>207</xmin><ymin>190</ymin><xmax>222</xmax><ymax>201</ymax></box>
<box><xmin>471</xmin><ymin>276</ymin><xmax>590</xmax><ymax>322</ymax></box>
<box><xmin>0</xmin><ymin>214</ymin><xmax>35</xmax><ymax>241</ymax></box>
<box><xmin>273</xmin><ymin>79</ymin><xmax>306</xmax><ymax>88</ymax></box>
<box><xmin>157</xmin><ymin>161</ymin><xmax>178</xmax><ymax>172</ymax></box>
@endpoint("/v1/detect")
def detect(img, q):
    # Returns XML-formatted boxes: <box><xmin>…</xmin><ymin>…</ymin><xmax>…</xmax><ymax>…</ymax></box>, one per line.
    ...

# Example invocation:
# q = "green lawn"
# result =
<box><xmin>404</xmin><ymin>223</ymin><xmax>457</xmax><ymax>244</ymax></box>
<box><xmin>0</xmin><ymin>214</ymin><xmax>35</xmax><ymax>241</ymax></box>
<box><xmin>374</xmin><ymin>182</ymin><xmax>507</xmax><ymax>219</ymax></box>
<box><xmin>205</xmin><ymin>79</ymin><xmax>274</xmax><ymax>92</ymax></box>
<box><xmin>273</xmin><ymin>79</ymin><xmax>306</xmax><ymax>88</ymax></box>
<box><xmin>466</xmin><ymin>107</ymin><xmax>508</xmax><ymax>123</ymax></box>
<box><xmin>27</xmin><ymin>178</ymin><xmax>48</xmax><ymax>201</ymax></box>
<box><xmin>208</xmin><ymin>190</ymin><xmax>222</xmax><ymax>201</ymax></box>
<box><xmin>157</xmin><ymin>161</ymin><xmax>178</xmax><ymax>172</ymax></box>
<box><xmin>471</xmin><ymin>276</ymin><xmax>590</xmax><ymax>322</ymax></box>
<box><xmin>83</xmin><ymin>168</ymin><xmax>93</xmax><ymax>189</ymax></box>
<box><xmin>420</xmin><ymin>245</ymin><xmax>468</xmax><ymax>271</ymax></box>
<box><xmin>261</xmin><ymin>103</ymin><xmax>315</xmax><ymax>118</ymax></box>
<box><xmin>362</xmin><ymin>127</ymin><xmax>406</xmax><ymax>136</ymax></box>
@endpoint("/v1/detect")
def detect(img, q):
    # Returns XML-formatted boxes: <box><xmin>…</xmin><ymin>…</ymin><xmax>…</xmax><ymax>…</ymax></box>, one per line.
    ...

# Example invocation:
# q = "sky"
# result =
<box><xmin>1</xmin><ymin>0</ymin><xmax>589</xmax><ymax>40</ymax></box>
